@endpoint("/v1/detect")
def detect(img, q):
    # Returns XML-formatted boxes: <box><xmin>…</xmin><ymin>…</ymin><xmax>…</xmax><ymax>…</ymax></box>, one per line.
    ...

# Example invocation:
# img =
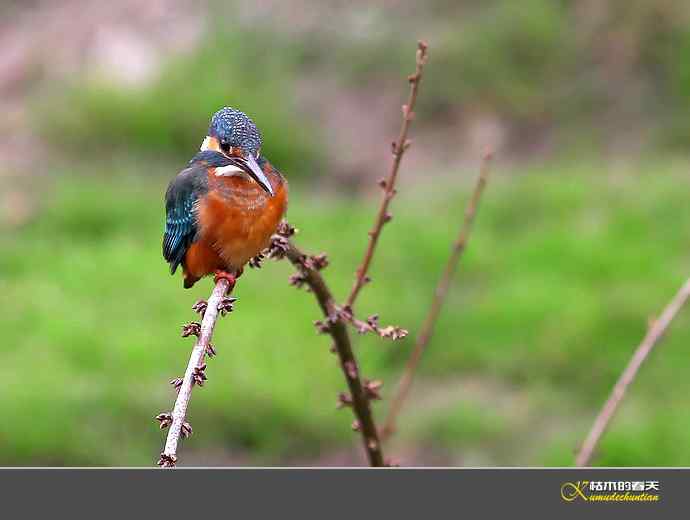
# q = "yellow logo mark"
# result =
<box><xmin>561</xmin><ymin>481</ymin><xmax>660</xmax><ymax>502</ymax></box>
<box><xmin>561</xmin><ymin>481</ymin><xmax>590</xmax><ymax>502</ymax></box>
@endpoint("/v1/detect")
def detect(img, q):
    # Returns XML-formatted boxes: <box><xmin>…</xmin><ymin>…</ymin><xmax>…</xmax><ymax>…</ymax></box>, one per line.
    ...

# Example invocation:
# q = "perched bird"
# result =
<box><xmin>163</xmin><ymin>107</ymin><xmax>288</xmax><ymax>289</ymax></box>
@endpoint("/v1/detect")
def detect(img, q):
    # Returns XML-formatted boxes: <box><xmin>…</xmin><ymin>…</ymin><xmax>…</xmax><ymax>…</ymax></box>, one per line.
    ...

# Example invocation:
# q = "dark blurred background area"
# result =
<box><xmin>1</xmin><ymin>0</ymin><xmax>689</xmax><ymax>466</ymax></box>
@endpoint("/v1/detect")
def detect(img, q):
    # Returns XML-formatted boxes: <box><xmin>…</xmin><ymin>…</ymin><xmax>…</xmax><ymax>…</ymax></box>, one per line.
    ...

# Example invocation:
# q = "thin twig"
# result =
<box><xmin>345</xmin><ymin>40</ymin><xmax>429</xmax><ymax>309</ymax></box>
<box><xmin>338</xmin><ymin>305</ymin><xmax>408</xmax><ymax>341</ymax></box>
<box><xmin>274</xmin><ymin>231</ymin><xmax>385</xmax><ymax>466</ymax></box>
<box><xmin>157</xmin><ymin>278</ymin><xmax>234</xmax><ymax>467</ymax></box>
<box><xmin>381</xmin><ymin>151</ymin><xmax>493</xmax><ymax>440</ymax></box>
<box><xmin>575</xmin><ymin>278</ymin><xmax>690</xmax><ymax>467</ymax></box>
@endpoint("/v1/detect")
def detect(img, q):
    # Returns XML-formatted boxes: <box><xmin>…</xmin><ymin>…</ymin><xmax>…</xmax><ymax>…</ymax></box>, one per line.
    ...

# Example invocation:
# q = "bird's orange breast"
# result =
<box><xmin>193</xmin><ymin>167</ymin><xmax>287</xmax><ymax>275</ymax></box>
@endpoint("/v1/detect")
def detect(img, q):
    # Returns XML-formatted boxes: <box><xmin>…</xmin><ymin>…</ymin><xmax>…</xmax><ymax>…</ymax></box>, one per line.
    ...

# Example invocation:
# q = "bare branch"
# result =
<box><xmin>575</xmin><ymin>277</ymin><xmax>690</xmax><ymax>466</ymax></box>
<box><xmin>382</xmin><ymin>150</ymin><xmax>493</xmax><ymax>440</ymax></box>
<box><xmin>281</xmin><ymin>236</ymin><xmax>385</xmax><ymax>466</ymax></box>
<box><xmin>345</xmin><ymin>40</ymin><xmax>429</xmax><ymax>309</ymax></box>
<box><xmin>157</xmin><ymin>277</ymin><xmax>234</xmax><ymax>468</ymax></box>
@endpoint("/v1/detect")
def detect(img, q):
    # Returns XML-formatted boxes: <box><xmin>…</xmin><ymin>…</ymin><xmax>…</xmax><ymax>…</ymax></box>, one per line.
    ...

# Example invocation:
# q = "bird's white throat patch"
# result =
<box><xmin>215</xmin><ymin>164</ymin><xmax>246</xmax><ymax>177</ymax></box>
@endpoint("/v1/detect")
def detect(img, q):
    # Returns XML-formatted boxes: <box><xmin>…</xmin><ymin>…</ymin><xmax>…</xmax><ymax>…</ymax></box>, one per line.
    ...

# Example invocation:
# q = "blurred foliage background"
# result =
<box><xmin>1</xmin><ymin>0</ymin><xmax>689</xmax><ymax>466</ymax></box>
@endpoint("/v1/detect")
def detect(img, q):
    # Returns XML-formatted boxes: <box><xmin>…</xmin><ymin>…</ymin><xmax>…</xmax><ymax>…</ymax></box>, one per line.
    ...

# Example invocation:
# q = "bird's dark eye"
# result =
<box><xmin>220</xmin><ymin>142</ymin><xmax>231</xmax><ymax>153</ymax></box>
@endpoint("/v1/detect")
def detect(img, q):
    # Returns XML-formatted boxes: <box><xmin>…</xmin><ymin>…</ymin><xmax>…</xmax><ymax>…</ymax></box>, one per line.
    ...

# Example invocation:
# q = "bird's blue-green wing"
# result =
<box><xmin>163</xmin><ymin>164</ymin><xmax>209</xmax><ymax>274</ymax></box>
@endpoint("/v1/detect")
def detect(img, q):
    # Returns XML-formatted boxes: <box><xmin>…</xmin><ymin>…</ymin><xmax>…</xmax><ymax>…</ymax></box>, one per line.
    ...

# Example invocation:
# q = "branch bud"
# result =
<box><xmin>305</xmin><ymin>253</ymin><xmax>329</xmax><ymax>271</ymax></box>
<box><xmin>155</xmin><ymin>412</ymin><xmax>173</xmax><ymax>430</ymax></box>
<box><xmin>157</xmin><ymin>453</ymin><xmax>177</xmax><ymax>468</ymax></box>
<box><xmin>192</xmin><ymin>300</ymin><xmax>208</xmax><ymax>317</ymax></box>
<box><xmin>181</xmin><ymin>322</ymin><xmax>201</xmax><ymax>338</ymax></box>
<box><xmin>379</xmin><ymin>325</ymin><xmax>408</xmax><ymax>341</ymax></box>
<box><xmin>192</xmin><ymin>364</ymin><xmax>207</xmax><ymax>386</ymax></box>
<box><xmin>337</xmin><ymin>392</ymin><xmax>353</xmax><ymax>409</ymax></box>
<box><xmin>181</xmin><ymin>421</ymin><xmax>193</xmax><ymax>439</ymax></box>
<box><xmin>217</xmin><ymin>296</ymin><xmax>237</xmax><ymax>316</ymax></box>
<box><xmin>288</xmin><ymin>272</ymin><xmax>308</xmax><ymax>289</ymax></box>
<box><xmin>313</xmin><ymin>320</ymin><xmax>330</xmax><ymax>334</ymax></box>
<box><xmin>364</xmin><ymin>379</ymin><xmax>384</xmax><ymax>401</ymax></box>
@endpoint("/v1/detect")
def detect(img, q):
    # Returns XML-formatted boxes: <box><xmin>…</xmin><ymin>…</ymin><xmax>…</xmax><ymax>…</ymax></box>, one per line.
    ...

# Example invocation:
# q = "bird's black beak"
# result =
<box><xmin>240</xmin><ymin>154</ymin><xmax>274</xmax><ymax>197</ymax></box>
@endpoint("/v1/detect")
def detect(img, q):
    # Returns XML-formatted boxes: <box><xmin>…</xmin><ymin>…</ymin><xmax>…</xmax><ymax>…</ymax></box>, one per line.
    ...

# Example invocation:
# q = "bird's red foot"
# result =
<box><xmin>214</xmin><ymin>270</ymin><xmax>237</xmax><ymax>293</ymax></box>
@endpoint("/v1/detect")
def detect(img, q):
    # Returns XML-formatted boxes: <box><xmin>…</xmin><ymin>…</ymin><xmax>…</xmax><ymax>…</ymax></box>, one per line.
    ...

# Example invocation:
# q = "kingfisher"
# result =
<box><xmin>163</xmin><ymin>107</ymin><xmax>288</xmax><ymax>289</ymax></box>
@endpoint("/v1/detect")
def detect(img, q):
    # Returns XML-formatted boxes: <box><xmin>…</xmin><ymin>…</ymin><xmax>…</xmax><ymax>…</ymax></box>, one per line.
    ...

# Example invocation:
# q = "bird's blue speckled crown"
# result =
<box><xmin>209</xmin><ymin>107</ymin><xmax>262</xmax><ymax>156</ymax></box>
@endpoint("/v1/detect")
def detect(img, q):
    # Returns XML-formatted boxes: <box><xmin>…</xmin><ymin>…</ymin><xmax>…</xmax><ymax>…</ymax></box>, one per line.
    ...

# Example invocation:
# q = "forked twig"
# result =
<box><xmin>575</xmin><ymin>278</ymin><xmax>690</xmax><ymax>466</ymax></box>
<box><xmin>271</xmin><ymin>228</ymin><xmax>385</xmax><ymax>466</ymax></box>
<box><xmin>382</xmin><ymin>151</ymin><xmax>493</xmax><ymax>439</ymax></box>
<box><xmin>264</xmin><ymin>40</ymin><xmax>430</xmax><ymax>465</ymax></box>
<box><xmin>345</xmin><ymin>40</ymin><xmax>429</xmax><ymax>309</ymax></box>
<box><xmin>157</xmin><ymin>278</ymin><xmax>235</xmax><ymax>467</ymax></box>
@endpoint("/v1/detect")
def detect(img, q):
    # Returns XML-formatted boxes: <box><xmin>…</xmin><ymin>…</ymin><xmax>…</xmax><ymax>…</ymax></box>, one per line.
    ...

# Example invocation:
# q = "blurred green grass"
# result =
<box><xmin>1</xmin><ymin>159</ymin><xmax>689</xmax><ymax>466</ymax></box>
